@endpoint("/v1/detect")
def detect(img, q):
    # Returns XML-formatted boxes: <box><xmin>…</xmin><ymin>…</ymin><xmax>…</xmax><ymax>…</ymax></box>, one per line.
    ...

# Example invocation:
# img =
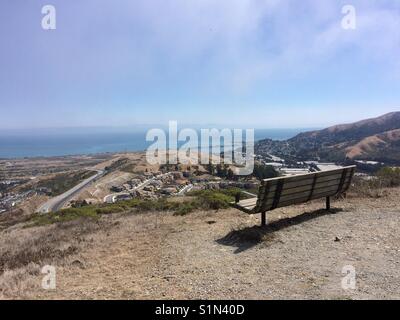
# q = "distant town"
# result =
<box><xmin>0</xmin><ymin>149</ymin><xmax>387</xmax><ymax>216</ymax></box>
<box><xmin>1</xmin><ymin>112</ymin><xmax>399</xmax><ymax>216</ymax></box>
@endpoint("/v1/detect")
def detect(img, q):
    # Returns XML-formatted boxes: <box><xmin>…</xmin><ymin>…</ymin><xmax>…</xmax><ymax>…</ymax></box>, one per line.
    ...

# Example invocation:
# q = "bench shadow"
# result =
<box><xmin>216</xmin><ymin>208</ymin><xmax>343</xmax><ymax>254</ymax></box>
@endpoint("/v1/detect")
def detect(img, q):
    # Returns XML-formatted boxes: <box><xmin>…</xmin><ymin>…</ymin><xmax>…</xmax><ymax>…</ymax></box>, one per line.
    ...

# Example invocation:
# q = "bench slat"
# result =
<box><xmin>258</xmin><ymin>171</ymin><xmax>351</xmax><ymax>197</ymax></box>
<box><xmin>261</xmin><ymin>166</ymin><xmax>354</xmax><ymax>184</ymax></box>
<box><xmin>232</xmin><ymin>198</ymin><xmax>258</xmax><ymax>213</ymax></box>
<box><xmin>268</xmin><ymin>189</ymin><xmax>346</xmax><ymax>210</ymax></box>
<box><xmin>230</xmin><ymin>165</ymin><xmax>356</xmax><ymax>216</ymax></box>
<box><xmin>238</xmin><ymin>198</ymin><xmax>259</xmax><ymax>206</ymax></box>
<box><xmin>262</xmin><ymin>176</ymin><xmax>351</xmax><ymax>202</ymax></box>
<box><xmin>262</xmin><ymin>184</ymin><xmax>344</xmax><ymax>208</ymax></box>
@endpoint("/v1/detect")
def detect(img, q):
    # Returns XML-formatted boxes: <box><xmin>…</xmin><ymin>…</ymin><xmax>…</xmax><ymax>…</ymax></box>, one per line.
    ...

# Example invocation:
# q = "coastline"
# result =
<box><xmin>0</xmin><ymin>128</ymin><xmax>311</xmax><ymax>159</ymax></box>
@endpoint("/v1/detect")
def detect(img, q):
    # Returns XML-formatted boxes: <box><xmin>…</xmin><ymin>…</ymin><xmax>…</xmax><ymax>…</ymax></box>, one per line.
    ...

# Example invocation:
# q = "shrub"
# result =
<box><xmin>189</xmin><ymin>190</ymin><xmax>233</xmax><ymax>210</ymax></box>
<box><xmin>351</xmin><ymin>176</ymin><xmax>387</xmax><ymax>198</ymax></box>
<box><xmin>252</xmin><ymin>164</ymin><xmax>278</xmax><ymax>180</ymax></box>
<box><xmin>28</xmin><ymin>187</ymin><xmax>246</xmax><ymax>227</ymax></box>
<box><xmin>217</xmin><ymin>187</ymin><xmax>242</xmax><ymax>198</ymax></box>
<box><xmin>173</xmin><ymin>202</ymin><xmax>197</xmax><ymax>216</ymax></box>
<box><xmin>28</xmin><ymin>207</ymin><xmax>99</xmax><ymax>227</ymax></box>
<box><xmin>351</xmin><ymin>167</ymin><xmax>400</xmax><ymax>198</ymax></box>
<box><xmin>95</xmin><ymin>205</ymin><xmax>126</xmax><ymax>214</ymax></box>
<box><xmin>376</xmin><ymin>167</ymin><xmax>400</xmax><ymax>187</ymax></box>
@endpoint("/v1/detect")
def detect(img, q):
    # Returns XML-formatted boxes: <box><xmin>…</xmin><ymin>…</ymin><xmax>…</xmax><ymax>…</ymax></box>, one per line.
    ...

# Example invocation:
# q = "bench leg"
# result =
<box><xmin>261</xmin><ymin>211</ymin><xmax>267</xmax><ymax>226</ymax></box>
<box><xmin>326</xmin><ymin>196</ymin><xmax>331</xmax><ymax>211</ymax></box>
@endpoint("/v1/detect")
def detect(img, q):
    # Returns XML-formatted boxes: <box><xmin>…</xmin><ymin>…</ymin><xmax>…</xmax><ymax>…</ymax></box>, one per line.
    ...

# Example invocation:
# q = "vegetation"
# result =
<box><xmin>104</xmin><ymin>158</ymin><xmax>129</xmax><ymax>172</ymax></box>
<box><xmin>188</xmin><ymin>189</ymin><xmax>234</xmax><ymax>210</ymax></box>
<box><xmin>159</xmin><ymin>163</ymin><xmax>181</xmax><ymax>173</ymax></box>
<box><xmin>256</xmin><ymin>112</ymin><xmax>400</xmax><ymax>163</ymax></box>
<box><xmin>119</xmin><ymin>160</ymin><xmax>141</xmax><ymax>173</ymax></box>
<box><xmin>30</xmin><ymin>170</ymin><xmax>95</xmax><ymax>196</ymax></box>
<box><xmin>28</xmin><ymin>207</ymin><xmax>99</xmax><ymax>226</ymax></box>
<box><xmin>376</xmin><ymin>167</ymin><xmax>400</xmax><ymax>187</ymax></box>
<box><xmin>205</xmin><ymin>163</ymin><xmax>236</xmax><ymax>180</ymax></box>
<box><xmin>252</xmin><ymin>164</ymin><xmax>278</xmax><ymax>180</ymax></box>
<box><xmin>27</xmin><ymin>188</ymin><xmax>244</xmax><ymax>227</ymax></box>
<box><xmin>352</xmin><ymin>167</ymin><xmax>400</xmax><ymax>198</ymax></box>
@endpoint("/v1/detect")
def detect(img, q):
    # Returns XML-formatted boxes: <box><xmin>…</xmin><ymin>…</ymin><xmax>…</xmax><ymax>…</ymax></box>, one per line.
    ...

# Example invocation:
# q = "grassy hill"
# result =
<box><xmin>255</xmin><ymin>112</ymin><xmax>400</xmax><ymax>163</ymax></box>
<box><xmin>1</xmin><ymin>182</ymin><xmax>400</xmax><ymax>299</ymax></box>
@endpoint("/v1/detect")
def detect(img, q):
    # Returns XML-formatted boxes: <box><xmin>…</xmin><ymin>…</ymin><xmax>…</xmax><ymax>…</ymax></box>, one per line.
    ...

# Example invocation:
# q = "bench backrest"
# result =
<box><xmin>254</xmin><ymin>165</ymin><xmax>356</xmax><ymax>213</ymax></box>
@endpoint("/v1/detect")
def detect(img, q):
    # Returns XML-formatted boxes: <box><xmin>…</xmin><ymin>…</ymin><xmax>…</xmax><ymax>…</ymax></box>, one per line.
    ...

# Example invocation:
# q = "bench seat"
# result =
<box><xmin>231</xmin><ymin>165</ymin><xmax>356</xmax><ymax>225</ymax></box>
<box><xmin>232</xmin><ymin>197</ymin><xmax>258</xmax><ymax>214</ymax></box>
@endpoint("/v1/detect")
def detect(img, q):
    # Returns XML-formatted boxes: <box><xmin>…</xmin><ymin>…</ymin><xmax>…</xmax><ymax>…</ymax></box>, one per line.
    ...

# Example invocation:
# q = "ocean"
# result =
<box><xmin>0</xmin><ymin>128</ymin><xmax>312</xmax><ymax>159</ymax></box>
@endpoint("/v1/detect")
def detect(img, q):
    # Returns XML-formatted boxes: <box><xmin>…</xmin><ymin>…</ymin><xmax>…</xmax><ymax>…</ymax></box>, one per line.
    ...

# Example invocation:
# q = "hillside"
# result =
<box><xmin>345</xmin><ymin>129</ymin><xmax>400</xmax><ymax>159</ymax></box>
<box><xmin>1</xmin><ymin>186</ymin><xmax>400</xmax><ymax>299</ymax></box>
<box><xmin>255</xmin><ymin>112</ymin><xmax>400</xmax><ymax>163</ymax></box>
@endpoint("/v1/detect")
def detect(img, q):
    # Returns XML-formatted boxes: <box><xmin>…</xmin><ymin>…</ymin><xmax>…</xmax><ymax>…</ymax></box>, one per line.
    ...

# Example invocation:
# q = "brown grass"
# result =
<box><xmin>1</xmin><ymin>184</ymin><xmax>400</xmax><ymax>299</ymax></box>
<box><xmin>349</xmin><ymin>177</ymin><xmax>389</xmax><ymax>198</ymax></box>
<box><xmin>0</xmin><ymin>217</ymin><xmax>117</xmax><ymax>298</ymax></box>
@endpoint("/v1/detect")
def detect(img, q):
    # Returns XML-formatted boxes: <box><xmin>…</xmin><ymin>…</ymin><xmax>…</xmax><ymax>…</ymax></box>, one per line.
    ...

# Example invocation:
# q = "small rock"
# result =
<box><xmin>71</xmin><ymin>259</ymin><xmax>85</xmax><ymax>269</ymax></box>
<box><xmin>334</xmin><ymin>237</ymin><xmax>341</xmax><ymax>242</ymax></box>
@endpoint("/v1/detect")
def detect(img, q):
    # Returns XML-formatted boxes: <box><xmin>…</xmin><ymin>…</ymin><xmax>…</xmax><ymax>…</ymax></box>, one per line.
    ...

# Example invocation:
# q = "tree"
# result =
<box><xmin>227</xmin><ymin>168</ymin><xmax>235</xmax><ymax>180</ymax></box>
<box><xmin>253</xmin><ymin>164</ymin><xmax>278</xmax><ymax>180</ymax></box>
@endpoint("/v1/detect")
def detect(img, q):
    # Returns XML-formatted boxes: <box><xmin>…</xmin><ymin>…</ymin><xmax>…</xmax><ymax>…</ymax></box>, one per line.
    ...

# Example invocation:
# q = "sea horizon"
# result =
<box><xmin>0</xmin><ymin>127</ymin><xmax>317</xmax><ymax>159</ymax></box>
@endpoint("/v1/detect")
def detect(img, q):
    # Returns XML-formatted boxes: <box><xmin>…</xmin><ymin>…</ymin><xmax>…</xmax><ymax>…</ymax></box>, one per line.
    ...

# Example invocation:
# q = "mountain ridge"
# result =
<box><xmin>255</xmin><ymin>112</ymin><xmax>400</xmax><ymax>164</ymax></box>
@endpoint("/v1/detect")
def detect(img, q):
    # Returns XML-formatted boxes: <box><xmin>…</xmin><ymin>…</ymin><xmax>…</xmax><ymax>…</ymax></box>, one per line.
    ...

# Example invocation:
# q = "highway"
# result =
<box><xmin>37</xmin><ymin>169</ymin><xmax>104</xmax><ymax>213</ymax></box>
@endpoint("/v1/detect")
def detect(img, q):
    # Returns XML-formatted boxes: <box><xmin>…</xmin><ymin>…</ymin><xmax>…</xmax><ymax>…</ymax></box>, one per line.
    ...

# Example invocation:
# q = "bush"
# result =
<box><xmin>351</xmin><ymin>167</ymin><xmax>400</xmax><ymax>198</ymax></box>
<box><xmin>173</xmin><ymin>202</ymin><xmax>197</xmax><ymax>216</ymax></box>
<box><xmin>28</xmin><ymin>207</ymin><xmax>99</xmax><ymax>227</ymax></box>
<box><xmin>351</xmin><ymin>176</ymin><xmax>387</xmax><ymax>198</ymax></box>
<box><xmin>376</xmin><ymin>167</ymin><xmax>400</xmax><ymax>187</ymax></box>
<box><xmin>217</xmin><ymin>187</ymin><xmax>242</xmax><ymax>198</ymax></box>
<box><xmin>95</xmin><ymin>205</ymin><xmax>126</xmax><ymax>214</ymax></box>
<box><xmin>188</xmin><ymin>189</ymin><xmax>233</xmax><ymax>210</ymax></box>
<box><xmin>28</xmin><ymin>188</ymin><xmax>245</xmax><ymax>227</ymax></box>
<box><xmin>252</xmin><ymin>164</ymin><xmax>278</xmax><ymax>180</ymax></box>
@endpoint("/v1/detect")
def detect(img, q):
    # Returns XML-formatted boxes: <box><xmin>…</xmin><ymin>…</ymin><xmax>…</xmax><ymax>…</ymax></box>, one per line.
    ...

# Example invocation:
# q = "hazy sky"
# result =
<box><xmin>1</xmin><ymin>0</ymin><xmax>399</xmax><ymax>129</ymax></box>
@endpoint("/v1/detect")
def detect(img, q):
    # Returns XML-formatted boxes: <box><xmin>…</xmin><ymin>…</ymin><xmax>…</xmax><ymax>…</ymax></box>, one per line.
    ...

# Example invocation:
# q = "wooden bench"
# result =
<box><xmin>231</xmin><ymin>165</ymin><xmax>356</xmax><ymax>226</ymax></box>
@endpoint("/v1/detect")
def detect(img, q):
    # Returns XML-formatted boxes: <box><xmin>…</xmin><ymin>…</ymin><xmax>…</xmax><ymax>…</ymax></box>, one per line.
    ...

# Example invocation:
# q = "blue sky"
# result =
<box><xmin>0</xmin><ymin>0</ymin><xmax>399</xmax><ymax>129</ymax></box>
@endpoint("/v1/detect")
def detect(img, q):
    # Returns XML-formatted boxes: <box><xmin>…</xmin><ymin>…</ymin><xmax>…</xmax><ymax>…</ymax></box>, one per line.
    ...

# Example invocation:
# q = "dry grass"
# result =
<box><xmin>0</xmin><ymin>217</ymin><xmax>117</xmax><ymax>298</ymax></box>
<box><xmin>349</xmin><ymin>177</ymin><xmax>390</xmax><ymax>199</ymax></box>
<box><xmin>0</xmin><ymin>186</ymin><xmax>399</xmax><ymax>299</ymax></box>
<box><xmin>0</xmin><ymin>263</ymin><xmax>41</xmax><ymax>299</ymax></box>
<box><xmin>349</xmin><ymin>167</ymin><xmax>400</xmax><ymax>199</ymax></box>
<box><xmin>349</xmin><ymin>182</ymin><xmax>387</xmax><ymax>199</ymax></box>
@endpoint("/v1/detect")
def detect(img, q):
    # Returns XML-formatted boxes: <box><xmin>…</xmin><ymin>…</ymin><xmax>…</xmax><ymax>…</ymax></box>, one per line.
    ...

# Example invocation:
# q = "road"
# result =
<box><xmin>177</xmin><ymin>184</ymin><xmax>193</xmax><ymax>196</ymax></box>
<box><xmin>37</xmin><ymin>169</ymin><xmax>104</xmax><ymax>213</ymax></box>
<box><xmin>103</xmin><ymin>172</ymin><xmax>172</xmax><ymax>203</ymax></box>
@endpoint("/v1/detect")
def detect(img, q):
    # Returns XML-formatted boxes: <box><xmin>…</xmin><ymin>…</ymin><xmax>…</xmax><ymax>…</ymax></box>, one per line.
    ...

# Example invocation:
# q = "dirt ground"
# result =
<box><xmin>1</xmin><ymin>188</ymin><xmax>400</xmax><ymax>300</ymax></box>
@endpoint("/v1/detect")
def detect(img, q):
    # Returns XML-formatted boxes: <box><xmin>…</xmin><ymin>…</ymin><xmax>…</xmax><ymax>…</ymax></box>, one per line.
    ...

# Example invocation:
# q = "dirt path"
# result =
<box><xmin>2</xmin><ymin>189</ymin><xmax>400</xmax><ymax>299</ymax></box>
<box><xmin>149</xmin><ymin>198</ymin><xmax>400</xmax><ymax>299</ymax></box>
